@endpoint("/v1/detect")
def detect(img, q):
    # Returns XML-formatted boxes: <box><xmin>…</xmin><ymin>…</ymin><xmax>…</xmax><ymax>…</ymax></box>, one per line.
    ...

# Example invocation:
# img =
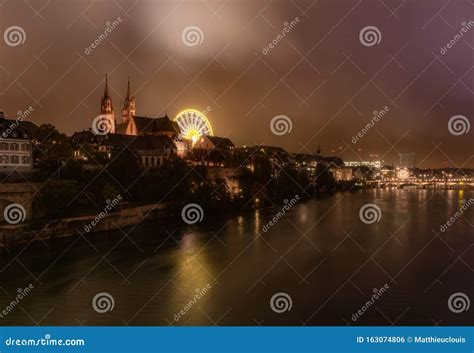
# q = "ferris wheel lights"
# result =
<box><xmin>174</xmin><ymin>109</ymin><xmax>214</xmax><ymax>142</ymax></box>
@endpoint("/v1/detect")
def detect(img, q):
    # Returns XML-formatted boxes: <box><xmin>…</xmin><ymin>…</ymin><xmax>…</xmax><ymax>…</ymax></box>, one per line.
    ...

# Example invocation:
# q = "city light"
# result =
<box><xmin>174</xmin><ymin>109</ymin><xmax>214</xmax><ymax>143</ymax></box>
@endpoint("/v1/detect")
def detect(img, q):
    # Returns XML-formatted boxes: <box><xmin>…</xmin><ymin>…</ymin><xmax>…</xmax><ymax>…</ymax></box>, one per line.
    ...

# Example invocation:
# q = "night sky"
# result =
<box><xmin>0</xmin><ymin>0</ymin><xmax>472</xmax><ymax>167</ymax></box>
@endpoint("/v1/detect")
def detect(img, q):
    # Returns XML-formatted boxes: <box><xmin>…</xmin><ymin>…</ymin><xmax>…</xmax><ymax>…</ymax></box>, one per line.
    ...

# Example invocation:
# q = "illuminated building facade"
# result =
<box><xmin>0</xmin><ymin>112</ymin><xmax>34</xmax><ymax>173</ymax></box>
<box><xmin>344</xmin><ymin>160</ymin><xmax>383</xmax><ymax>169</ymax></box>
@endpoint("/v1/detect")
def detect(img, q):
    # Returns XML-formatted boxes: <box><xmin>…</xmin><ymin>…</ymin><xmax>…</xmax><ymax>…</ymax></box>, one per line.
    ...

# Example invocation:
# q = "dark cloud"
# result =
<box><xmin>0</xmin><ymin>0</ymin><xmax>472</xmax><ymax>167</ymax></box>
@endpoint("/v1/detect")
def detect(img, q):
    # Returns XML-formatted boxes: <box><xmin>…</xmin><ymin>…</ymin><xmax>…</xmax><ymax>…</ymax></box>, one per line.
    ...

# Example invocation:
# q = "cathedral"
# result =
<box><xmin>72</xmin><ymin>75</ymin><xmax>188</xmax><ymax>166</ymax></box>
<box><xmin>99</xmin><ymin>75</ymin><xmax>180</xmax><ymax>139</ymax></box>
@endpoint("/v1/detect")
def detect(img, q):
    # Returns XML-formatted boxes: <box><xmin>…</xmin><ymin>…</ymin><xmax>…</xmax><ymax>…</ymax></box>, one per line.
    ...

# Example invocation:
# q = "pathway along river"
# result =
<box><xmin>0</xmin><ymin>189</ymin><xmax>472</xmax><ymax>325</ymax></box>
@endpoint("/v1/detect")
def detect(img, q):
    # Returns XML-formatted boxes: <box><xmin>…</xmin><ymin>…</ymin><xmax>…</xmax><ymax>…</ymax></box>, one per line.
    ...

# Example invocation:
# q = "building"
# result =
<box><xmin>95</xmin><ymin>76</ymin><xmax>179</xmax><ymax>139</ymax></box>
<box><xmin>205</xmin><ymin>166</ymin><xmax>242</xmax><ymax>196</ymax></box>
<box><xmin>293</xmin><ymin>153</ymin><xmax>321</xmax><ymax>172</ymax></box>
<box><xmin>193</xmin><ymin>135</ymin><xmax>234</xmax><ymax>152</ymax></box>
<box><xmin>121</xmin><ymin>77</ymin><xmax>136</xmax><ymax>124</ymax></box>
<box><xmin>94</xmin><ymin>75</ymin><xmax>181</xmax><ymax>138</ymax></box>
<box><xmin>0</xmin><ymin>112</ymin><xmax>34</xmax><ymax>173</ymax></box>
<box><xmin>330</xmin><ymin>166</ymin><xmax>353</xmax><ymax>181</ymax></box>
<box><xmin>396</xmin><ymin>168</ymin><xmax>411</xmax><ymax>180</ymax></box>
<box><xmin>71</xmin><ymin>130</ymin><xmax>101</xmax><ymax>160</ymax></box>
<box><xmin>399</xmin><ymin>153</ymin><xmax>415</xmax><ymax>169</ymax></box>
<box><xmin>73</xmin><ymin>76</ymin><xmax>188</xmax><ymax>163</ymax></box>
<box><xmin>99</xmin><ymin>74</ymin><xmax>115</xmax><ymax>134</ymax></box>
<box><xmin>240</xmin><ymin>145</ymin><xmax>291</xmax><ymax>165</ymax></box>
<box><xmin>322</xmin><ymin>156</ymin><xmax>345</xmax><ymax>167</ymax></box>
<box><xmin>236</xmin><ymin>145</ymin><xmax>292</xmax><ymax>177</ymax></box>
<box><xmin>379</xmin><ymin>166</ymin><xmax>396</xmax><ymax>181</ymax></box>
<box><xmin>344</xmin><ymin>160</ymin><xmax>383</xmax><ymax>169</ymax></box>
<box><xmin>189</xmin><ymin>136</ymin><xmax>234</xmax><ymax>166</ymax></box>
<box><xmin>116</xmin><ymin>114</ymin><xmax>180</xmax><ymax>139</ymax></box>
<box><xmin>99</xmin><ymin>134</ymin><xmax>176</xmax><ymax>167</ymax></box>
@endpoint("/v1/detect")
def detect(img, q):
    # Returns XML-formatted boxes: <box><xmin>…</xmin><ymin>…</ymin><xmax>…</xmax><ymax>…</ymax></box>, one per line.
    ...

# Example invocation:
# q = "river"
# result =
<box><xmin>0</xmin><ymin>189</ymin><xmax>472</xmax><ymax>325</ymax></box>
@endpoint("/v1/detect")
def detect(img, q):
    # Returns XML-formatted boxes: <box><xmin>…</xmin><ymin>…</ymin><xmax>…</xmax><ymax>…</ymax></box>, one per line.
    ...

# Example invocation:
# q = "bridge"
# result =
<box><xmin>368</xmin><ymin>178</ymin><xmax>474</xmax><ymax>189</ymax></box>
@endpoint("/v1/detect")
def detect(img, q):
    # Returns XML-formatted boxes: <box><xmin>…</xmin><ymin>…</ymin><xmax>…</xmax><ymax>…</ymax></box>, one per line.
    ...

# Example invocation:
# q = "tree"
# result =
<box><xmin>33</xmin><ymin>180</ymin><xmax>80</xmax><ymax>218</ymax></box>
<box><xmin>315</xmin><ymin>163</ymin><xmax>336</xmax><ymax>191</ymax></box>
<box><xmin>32</xmin><ymin>124</ymin><xmax>73</xmax><ymax>173</ymax></box>
<box><xmin>105</xmin><ymin>148</ymin><xmax>140</xmax><ymax>198</ymax></box>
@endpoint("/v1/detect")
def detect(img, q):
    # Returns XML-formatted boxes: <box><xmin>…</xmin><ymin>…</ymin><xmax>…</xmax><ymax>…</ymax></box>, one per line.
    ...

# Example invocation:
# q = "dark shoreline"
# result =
<box><xmin>1</xmin><ymin>184</ymin><xmax>471</xmax><ymax>251</ymax></box>
<box><xmin>0</xmin><ymin>188</ymin><xmax>343</xmax><ymax>253</ymax></box>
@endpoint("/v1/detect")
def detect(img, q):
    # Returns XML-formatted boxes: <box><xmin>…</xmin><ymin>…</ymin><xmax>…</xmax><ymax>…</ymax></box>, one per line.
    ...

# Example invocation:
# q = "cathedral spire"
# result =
<box><xmin>101</xmin><ymin>74</ymin><xmax>113</xmax><ymax>114</ymax></box>
<box><xmin>99</xmin><ymin>74</ymin><xmax>115</xmax><ymax>133</ymax></box>
<box><xmin>103</xmin><ymin>74</ymin><xmax>110</xmax><ymax>98</ymax></box>
<box><xmin>122</xmin><ymin>76</ymin><xmax>136</xmax><ymax>124</ymax></box>
<box><xmin>126</xmin><ymin>76</ymin><xmax>131</xmax><ymax>99</ymax></box>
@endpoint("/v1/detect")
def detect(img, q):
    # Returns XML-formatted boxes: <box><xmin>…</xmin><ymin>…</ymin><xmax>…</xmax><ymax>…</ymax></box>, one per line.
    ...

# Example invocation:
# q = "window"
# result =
<box><xmin>0</xmin><ymin>142</ymin><xmax>8</xmax><ymax>151</ymax></box>
<box><xmin>0</xmin><ymin>155</ymin><xmax>8</xmax><ymax>164</ymax></box>
<box><xmin>22</xmin><ymin>156</ymin><xmax>29</xmax><ymax>165</ymax></box>
<box><xmin>10</xmin><ymin>143</ymin><xmax>19</xmax><ymax>151</ymax></box>
<box><xmin>21</xmin><ymin>143</ymin><xmax>29</xmax><ymax>151</ymax></box>
<box><xmin>10</xmin><ymin>155</ymin><xmax>19</xmax><ymax>164</ymax></box>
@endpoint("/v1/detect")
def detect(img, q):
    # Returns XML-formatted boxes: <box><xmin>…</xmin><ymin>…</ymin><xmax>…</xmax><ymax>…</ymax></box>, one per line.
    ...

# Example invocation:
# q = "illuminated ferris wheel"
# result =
<box><xmin>175</xmin><ymin>109</ymin><xmax>213</xmax><ymax>143</ymax></box>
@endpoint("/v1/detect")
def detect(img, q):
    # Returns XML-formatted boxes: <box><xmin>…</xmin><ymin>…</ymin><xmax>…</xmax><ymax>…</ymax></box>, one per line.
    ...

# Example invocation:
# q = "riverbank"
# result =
<box><xmin>0</xmin><ymin>187</ymin><xmax>333</xmax><ymax>248</ymax></box>
<box><xmin>0</xmin><ymin>202</ymin><xmax>168</xmax><ymax>248</ymax></box>
<box><xmin>1</xmin><ymin>183</ymin><xmax>468</xmax><ymax>248</ymax></box>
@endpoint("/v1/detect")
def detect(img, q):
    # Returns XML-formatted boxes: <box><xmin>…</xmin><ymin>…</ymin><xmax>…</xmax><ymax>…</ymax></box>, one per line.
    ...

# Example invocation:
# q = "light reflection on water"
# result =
<box><xmin>0</xmin><ymin>189</ymin><xmax>472</xmax><ymax>326</ymax></box>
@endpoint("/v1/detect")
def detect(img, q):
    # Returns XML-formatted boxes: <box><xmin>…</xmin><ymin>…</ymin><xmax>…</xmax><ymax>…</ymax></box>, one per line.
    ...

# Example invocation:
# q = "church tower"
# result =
<box><xmin>100</xmin><ymin>74</ymin><xmax>115</xmax><ymax>133</ymax></box>
<box><xmin>122</xmin><ymin>77</ymin><xmax>136</xmax><ymax>124</ymax></box>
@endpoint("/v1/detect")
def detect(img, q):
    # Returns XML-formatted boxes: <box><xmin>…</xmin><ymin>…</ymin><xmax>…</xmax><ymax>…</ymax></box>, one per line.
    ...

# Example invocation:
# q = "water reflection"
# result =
<box><xmin>0</xmin><ymin>189</ymin><xmax>472</xmax><ymax>325</ymax></box>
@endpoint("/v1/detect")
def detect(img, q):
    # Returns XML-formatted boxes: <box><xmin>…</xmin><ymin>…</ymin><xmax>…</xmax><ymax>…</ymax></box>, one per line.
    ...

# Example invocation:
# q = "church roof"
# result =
<box><xmin>0</xmin><ymin>117</ymin><xmax>37</xmax><ymax>140</ymax></box>
<box><xmin>132</xmin><ymin>116</ymin><xmax>180</xmax><ymax>134</ymax></box>
<box><xmin>293</xmin><ymin>153</ymin><xmax>324</xmax><ymax>162</ymax></box>
<box><xmin>71</xmin><ymin>130</ymin><xmax>100</xmax><ymax>145</ymax></box>
<box><xmin>0</xmin><ymin>119</ymin><xmax>29</xmax><ymax>140</ymax></box>
<box><xmin>239</xmin><ymin>145</ymin><xmax>289</xmax><ymax>156</ymax></box>
<box><xmin>322</xmin><ymin>156</ymin><xmax>344</xmax><ymax>166</ymax></box>
<box><xmin>114</xmin><ymin>123</ymin><xmax>128</xmax><ymax>134</ymax></box>
<box><xmin>205</xmin><ymin>135</ymin><xmax>234</xmax><ymax>149</ymax></box>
